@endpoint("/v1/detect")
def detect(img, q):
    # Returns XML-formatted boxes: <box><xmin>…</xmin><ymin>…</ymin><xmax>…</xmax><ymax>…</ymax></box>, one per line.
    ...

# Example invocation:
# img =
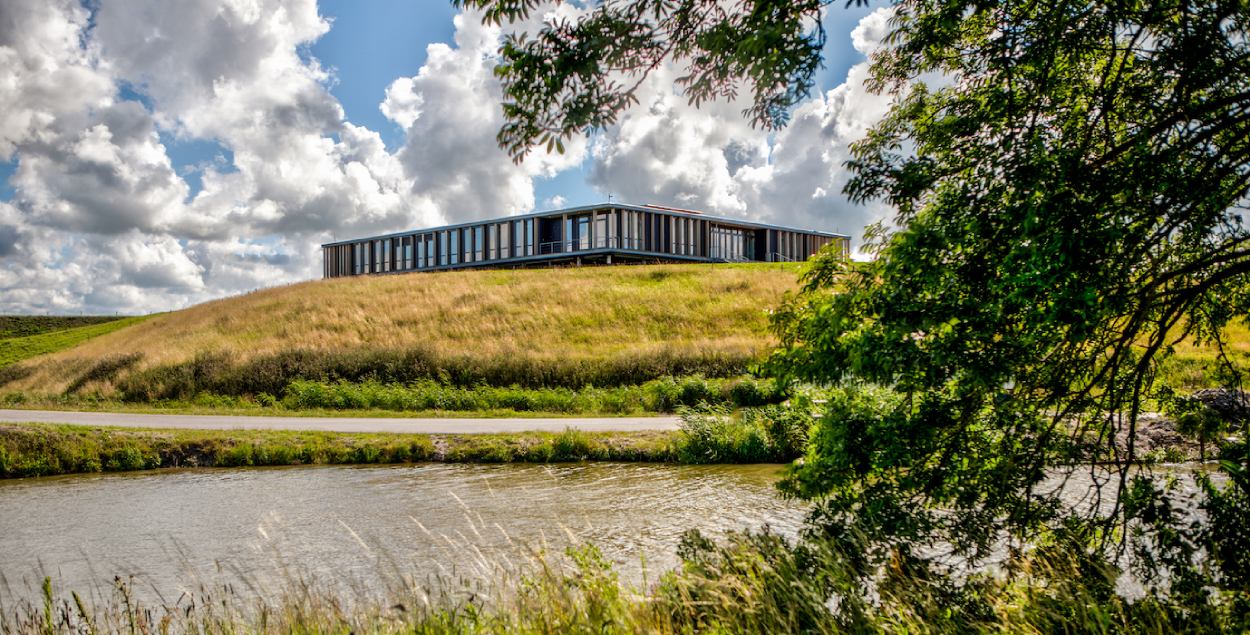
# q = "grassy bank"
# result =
<box><xmin>2</xmin><ymin>374</ymin><xmax>784</xmax><ymax>415</ymax></box>
<box><xmin>0</xmin><ymin>316</ymin><xmax>146</xmax><ymax>369</ymax></box>
<box><xmin>0</xmin><ymin>407</ymin><xmax>808</xmax><ymax>478</ymax></box>
<box><xmin>0</xmin><ymin>316</ymin><xmax>123</xmax><ymax>339</ymax></box>
<box><xmin>0</xmin><ymin>424</ymin><xmax>675</xmax><ymax>477</ymax></box>
<box><xmin>2</xmin><ymin>264</ymin><xmax>799</xmax><ymax>398</ymax></box>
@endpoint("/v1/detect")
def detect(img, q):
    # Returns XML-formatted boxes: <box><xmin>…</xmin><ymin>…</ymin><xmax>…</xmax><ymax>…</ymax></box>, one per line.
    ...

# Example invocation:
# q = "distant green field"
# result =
<box><xmin>0</xmin><ymin>315</ymin><xmax>121</xmax><ymax>339</ymax></box>
<box><xmin>0</xmin><ymin>316</ymin><xmax>148</xmax><ymax>367</ymax></box>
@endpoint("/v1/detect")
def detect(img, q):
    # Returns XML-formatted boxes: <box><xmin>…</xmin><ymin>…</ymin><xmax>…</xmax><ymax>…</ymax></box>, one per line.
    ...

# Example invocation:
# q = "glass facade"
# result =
<box><xmin>711</xmin><ymin>225</ymin><xmax>750</xmax><ymax>261</ymax></box>
<box><xmin>321</xmin><ymin>206</ymin><xmax>846</xmax><ymax>278</ymax></box>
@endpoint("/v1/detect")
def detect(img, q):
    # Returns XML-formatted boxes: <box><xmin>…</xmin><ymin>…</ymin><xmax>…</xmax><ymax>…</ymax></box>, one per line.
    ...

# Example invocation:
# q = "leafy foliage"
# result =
<box><xmin>462</xmin><ymin>0</ymin><xmax>1250</xmax><ymax>626</ymax></box>
<box><xmin>765</xmin><ymin>0</ymin><xmax>1250</xmax><ymax>616</ymax></box>
<box><xmin>453</xmin><ymin>0</ymin><xmax>844</xmax><ymax>160</ymax></box>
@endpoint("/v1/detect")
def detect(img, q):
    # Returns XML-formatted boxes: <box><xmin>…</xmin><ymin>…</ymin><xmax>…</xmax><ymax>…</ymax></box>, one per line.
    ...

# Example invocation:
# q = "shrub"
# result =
<box><xmin>110</xmin><ymin>346</ymin><xmax>760</xmax><ymax>401</ymax></box>
<box><xmin>275</xmin><ymin>377</ymin><xmax>779</xmax><ymax>415</ymax></box>
<box><xmin>0</xmin><ymin>364</ymin><xmax>33</xmax><ymax>388</ymax></box>
<box><xmin>751</xmin><ymin>404</ymin><xmax>812</xmax><ymax>459</ymax></box>
<box><xmin>675</xmin><ymin>403</ymin><xmax>814</xmax><ymax>463</ymax></box>
<box><xmin>675</xmin><ymin>406</ymin><xmax>773</xmax><ymax>463</ymax></box>
<box><xmin>551</xmin><ymin>428</ymin><xmax>597</xmax><ymax>461</ymax></box>
<box><xmin>63</xmin><ymin>353</ymin><xmax>143</xmax><ymax>395</ymax></box>
<box><xmin>726</xmin><ymin>376</ymin><xmax>780</xmax><ymax>407</ymax></box>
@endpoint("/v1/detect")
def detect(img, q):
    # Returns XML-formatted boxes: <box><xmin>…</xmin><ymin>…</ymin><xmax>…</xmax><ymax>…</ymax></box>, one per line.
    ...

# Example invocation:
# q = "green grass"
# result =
<box><xmin>0</xmin><ymin>404</ymin><xmax>812</xmax><ymax>478</ymax></box>
<box><xmin>1</xmin><ymin>374</ymin><xmax>783</xmax><ymax>415</ymax></box>
<box><xmin>0</xmin><ymin>316</ymin><xmax>148</xmax><ymax>368</ymax></box>
<box><xmin>0</xmin><ymin>423</ymin><xmax>680</xmax><ymax>478</ymax></box>
<box><xmin>0</xmin><ymin>315</ymin><xmax>122</xmax><ymax>339</ymax></box>
<box><xmin>0</xmin><ymin>400</ymin><xmax>598</xmax><ymax>419</ymax></box>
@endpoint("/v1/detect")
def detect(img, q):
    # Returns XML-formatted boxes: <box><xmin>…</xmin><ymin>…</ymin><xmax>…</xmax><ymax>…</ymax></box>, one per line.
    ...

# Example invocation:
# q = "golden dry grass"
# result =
<box><xmin>1160</xmin><ymin>318</ymin><xmax>1250</xmax><ymax>390</ymax></box>
<box><xmin>6</xmin><ymin>263</ymin><xmax>802</xmax><ymax>394</ymax></box>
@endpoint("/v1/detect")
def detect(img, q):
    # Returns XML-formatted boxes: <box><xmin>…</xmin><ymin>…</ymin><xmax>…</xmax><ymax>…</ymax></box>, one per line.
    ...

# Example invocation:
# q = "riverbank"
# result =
<box><xmin>0</xmin><ymin>409</ymin><xmax>681</xmax><ymax>433</ymax></box>
<box><xmin>0</xmin><ymin>406</ymin><xmax>810</xmax><ymax>477</ymax></box>
<box><xmin>0</xmin><ymin>424</ymin><xmax>681</xmax><ymax>478</ymax></box>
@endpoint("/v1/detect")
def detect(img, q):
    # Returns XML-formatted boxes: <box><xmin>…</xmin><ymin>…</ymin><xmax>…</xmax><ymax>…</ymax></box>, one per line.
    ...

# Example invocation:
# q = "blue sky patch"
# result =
<box><xmin>312</xmin><ymin>0</ymin><xmax>457</xmax><ymax>150</ymax></box>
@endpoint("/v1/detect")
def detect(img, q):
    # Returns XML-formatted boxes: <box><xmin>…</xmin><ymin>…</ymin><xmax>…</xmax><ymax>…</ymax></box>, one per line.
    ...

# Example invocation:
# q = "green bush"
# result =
<box><xmin>273</xmin><ymin>376</ymin><xmax>785</xmax><ymax>415</ymax></box>
<box><xmin>63</xmin><ymin>353</ymin><xmax>143</xmax><ymax>395</ymax></box>
<box><xmin>676</xmin><ymin>407</ymin><xmax>773</xmax><ymax>463</ymax></box>
<box><xmin>751</xmin><ymin>403</ymin><xmax>812</xmax><ymax>459</ymax></box>
<box><xmin>675</xmin><ymin>403</ymin><xmax>813</xmax><ymax>463</ymax></box>
<box><xmin>114</xmin><ymin>346</ymin><xmax>758</xmax><ymax>401</ymax></box>
<box><xmin>726</xmin><ymin>376</ymin><xmax>779</xmax><ymax>407</ymax></box>
<box><xmin>551</xmin><ymin>428</ymin><xmax>597</xmax><ymax>461</ymax></box>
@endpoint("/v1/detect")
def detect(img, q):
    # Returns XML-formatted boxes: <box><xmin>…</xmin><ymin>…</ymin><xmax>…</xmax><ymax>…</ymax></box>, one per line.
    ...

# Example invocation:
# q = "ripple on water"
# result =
<box><xmin>0</xmin><ymin>462</ymin><xmax>806</xmax><ymax>603</ymax></box>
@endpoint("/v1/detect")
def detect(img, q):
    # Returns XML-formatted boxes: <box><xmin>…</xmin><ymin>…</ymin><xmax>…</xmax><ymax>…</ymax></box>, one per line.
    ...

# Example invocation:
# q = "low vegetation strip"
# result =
<box><xmin>0</xmin><ymin>317</ymin><xmax>148</xmax><ymax>369</ymax></box>
<box><xmin>3</xmin><ymin>374</ymin><xmax>782</xmax><ymax>415</ymax></box>
<box><xmin>276</xmin><ymin>376</ymin><xmax>781</xmax><ymax>413</ymax></box>
<box><xmin>109</xmin><ymin>350</ymin><xmax>759</xmax><ymax>400</ymax></box>
<box><xmin>0</xmin><ymin>406</ymin><xmax>811</xmax><ymax>478</ymax></box>
<box><xmin>0</xmin><ymin>424</ymin><xmax>676</xmax><ymax>477</ymax></box>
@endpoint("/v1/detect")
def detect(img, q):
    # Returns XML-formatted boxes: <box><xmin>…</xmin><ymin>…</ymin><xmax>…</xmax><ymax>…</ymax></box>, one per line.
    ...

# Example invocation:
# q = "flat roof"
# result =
<box><xmin>321</xmin><ymin>203</ymin><xmax>850</xmax><ymax>247</ymax></box>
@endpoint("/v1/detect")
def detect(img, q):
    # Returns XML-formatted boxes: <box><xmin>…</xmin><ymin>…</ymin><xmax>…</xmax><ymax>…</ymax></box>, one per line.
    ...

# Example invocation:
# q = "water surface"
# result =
<box><xmin>0</xmin><ymin>463</ymin><xmax>804</xmax><ymax>602</ymax></box>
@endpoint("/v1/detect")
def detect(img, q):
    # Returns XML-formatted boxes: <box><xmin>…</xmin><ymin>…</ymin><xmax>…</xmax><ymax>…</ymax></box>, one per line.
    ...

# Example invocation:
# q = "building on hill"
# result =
<box><xmin>321</xmin><ymin>203</ymin><xmax>850</xmax><ymax>278</ymax></box>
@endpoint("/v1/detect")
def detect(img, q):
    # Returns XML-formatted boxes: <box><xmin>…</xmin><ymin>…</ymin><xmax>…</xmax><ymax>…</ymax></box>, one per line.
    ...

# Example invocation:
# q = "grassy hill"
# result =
<box><xmin>2</xmin><ymin>262</ymin><xmax>1241</xmax><ymax>412</ymax></box>
<box><xmin>0</xmin><ymin>264</ymin><xmax>804</xmax><ymax>401</ymax></box>
<box><xmin>0</xmin><ymin>316</ymin><xmax>146</xmax><ymax>368</ymax></box>
<box><xmin>0</xmin><ymin>315</ymin><xmax>123</xmax><ymax>339</ymax></box>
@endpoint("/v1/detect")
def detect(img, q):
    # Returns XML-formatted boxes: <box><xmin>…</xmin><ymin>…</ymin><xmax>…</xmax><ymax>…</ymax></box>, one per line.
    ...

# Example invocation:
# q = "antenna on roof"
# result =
<box><xmin>607</xmin><ymin>193</ymin><xmax>614</xmax><ymax>204</ymax></box>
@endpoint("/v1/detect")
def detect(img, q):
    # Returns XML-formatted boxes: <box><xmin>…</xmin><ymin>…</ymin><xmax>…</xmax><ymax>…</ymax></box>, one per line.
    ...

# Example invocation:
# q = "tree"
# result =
<box><xmin>454</xmin><ymin>0</ymin><xmax>834</xmax><ymax>160</ymax></box>
<box><xmin>458</xmin><ymin>0</ymin><xmax>1250</xmax><ymax>620</ymax></box>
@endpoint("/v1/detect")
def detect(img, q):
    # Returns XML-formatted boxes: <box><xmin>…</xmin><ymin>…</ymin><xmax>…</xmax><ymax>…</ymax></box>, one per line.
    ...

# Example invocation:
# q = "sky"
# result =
<box><xmin>0</xmin><ymin>0</ymin><xmax>895</xmax><ymax>315</ymax></box>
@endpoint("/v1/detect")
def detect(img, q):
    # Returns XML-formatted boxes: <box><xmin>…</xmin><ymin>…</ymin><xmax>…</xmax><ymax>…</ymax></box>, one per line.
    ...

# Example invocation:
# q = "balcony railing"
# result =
<box><xmin>537</xmin><ymin>236</ymin><xmax>698</xmax><ymax>255</ymax></box>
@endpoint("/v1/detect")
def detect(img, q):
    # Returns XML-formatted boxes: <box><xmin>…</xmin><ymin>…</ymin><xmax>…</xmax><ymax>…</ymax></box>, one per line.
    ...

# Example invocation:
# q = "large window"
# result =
<box><xmin>439</xmin><ymin>232</ymin><xmax>448</xmax><ymax>266</ymax></box>
<box><xmin>575</xmin><ymin>215</ymin><xmax>590</xmax><ymax>250</ymax></box>
<box><xmin>595</xmin><ymin>213</ymin><xmax>609</xmax><ymax>248</ymax></box>
<box><xmin>450</xmin><ymin>230</ymin><xmax>460</xmax><ymax>265</ymax></box>
<box><xmin>474</xmin><ymin>225</ymin><xmax>485</xmax><ymax>261</ymax></box>
<box><xmin>711</xmin><ymin>225</ymin><xmax>749</xmax><ymax>261</ymax></box>
<box><xmin>525</xmin><ymin>219</ymin><xmax>534</xmax><ymax>255</ymax></box>
<box><xmin>499</xmin><ymin>223</ymin><xmax>510</xmax><ymax>258</ymax></box>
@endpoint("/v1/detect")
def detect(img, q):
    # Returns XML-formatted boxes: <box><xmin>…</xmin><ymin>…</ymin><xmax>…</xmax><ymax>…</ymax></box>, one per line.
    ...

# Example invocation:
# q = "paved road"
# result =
<box><xmin>0</xmin><ymin>409</ymin><xmax>682</xmax><ymax>434</ymax></box>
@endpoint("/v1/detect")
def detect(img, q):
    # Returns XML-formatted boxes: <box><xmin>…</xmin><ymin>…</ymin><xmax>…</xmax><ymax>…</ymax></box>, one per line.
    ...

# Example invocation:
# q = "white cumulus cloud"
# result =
<box><xmin>0</xmin><ymin>2</ymin><xmax>899</xmax><ymax>314</ymax></box>
<box><xmin>588</xmin><ymin>7</ymin><xmax>900</xmax><ymax>248</ymax></box>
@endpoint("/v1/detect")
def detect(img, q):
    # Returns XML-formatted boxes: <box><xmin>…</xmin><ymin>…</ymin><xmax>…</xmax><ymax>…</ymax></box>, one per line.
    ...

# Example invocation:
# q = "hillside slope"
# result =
<box><xmin>3</xmin><ymin>264</ymin><xmax>803</xmax><ymax>396</ymax></box>
<box><xmin>0</xmin><ymin>317</ymin><xmax>148</xmax><ymax>368</ymax></box>
<box><xmin>0</xmin><ymin>316</ymin><xmax>123</xmax><ymax>339</ymax></box>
